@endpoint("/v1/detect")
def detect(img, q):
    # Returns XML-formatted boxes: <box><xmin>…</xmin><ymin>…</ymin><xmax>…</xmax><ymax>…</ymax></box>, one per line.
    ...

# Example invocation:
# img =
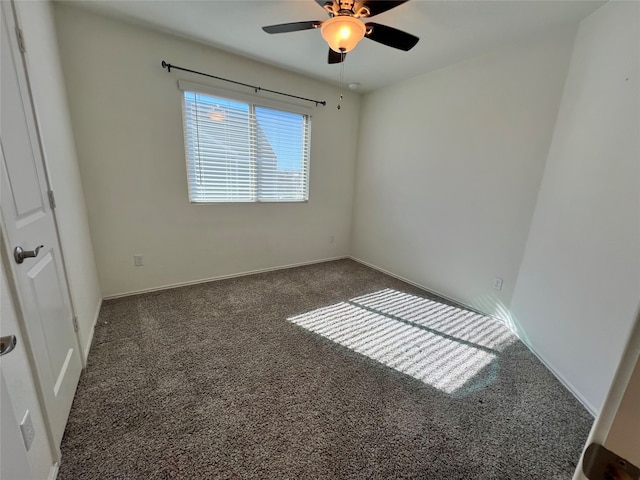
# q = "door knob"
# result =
<box><xmin>0</xmin><ymin>335</ymin><xmax>17</xmax><ymax>356</ymax></box>
<box><xmin>13</xmin><ymin>245</ymin><xmax>43</xmax><ymax>264</ymax></box>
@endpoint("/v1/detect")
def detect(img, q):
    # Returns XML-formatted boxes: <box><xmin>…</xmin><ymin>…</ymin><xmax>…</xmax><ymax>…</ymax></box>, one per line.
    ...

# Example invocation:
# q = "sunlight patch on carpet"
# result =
<box><xmin>288</xmin><ymin>289</ymin><xmax>517</xmax><ymax>395</ymax></box>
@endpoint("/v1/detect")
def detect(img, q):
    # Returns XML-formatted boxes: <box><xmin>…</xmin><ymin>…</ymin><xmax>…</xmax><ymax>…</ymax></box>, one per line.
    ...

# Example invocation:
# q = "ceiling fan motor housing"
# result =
<box><xmin>324</xmin><ymin>1</ymin><xmax>371</xmax><ymax>18</ymax></box>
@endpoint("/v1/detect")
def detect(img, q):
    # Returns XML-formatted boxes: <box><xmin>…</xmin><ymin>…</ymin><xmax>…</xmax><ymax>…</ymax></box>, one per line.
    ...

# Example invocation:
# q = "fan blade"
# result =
<box><xmin>365</xmin><ymin>22</ymin><xmax>419</xmax><ymax>51</ymax></box>
<box><xmin>262</xmin><ymin>21</ymin><xmax>322</xmax><ymax>34</ymax></box>
<box><xmin>328</xmin><ymin>49</ymin><xmax>346</xmax><ymax>64</ymax></box>
<box><xmin>359</xmin><ymin>1</ymin><xmax>409</xmax><ymax>17</ymax></box>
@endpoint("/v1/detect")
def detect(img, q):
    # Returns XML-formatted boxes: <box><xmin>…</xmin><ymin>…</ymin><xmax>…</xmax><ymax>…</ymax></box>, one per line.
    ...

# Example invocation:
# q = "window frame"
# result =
<box><xmin>178</xmin><ymin>80</ymin><xmax>312</xmax><ymax>205</ymax></box>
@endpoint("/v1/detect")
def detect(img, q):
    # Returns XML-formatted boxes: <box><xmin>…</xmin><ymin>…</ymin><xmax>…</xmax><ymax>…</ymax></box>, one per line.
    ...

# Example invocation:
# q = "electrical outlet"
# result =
<box><xmin>20</xmin><ymin>410</ymin><xmax>35</xmax><ymax>451</ymax></box>
<box><xmin>134</xmin><ymin>254</ymin><xmax>143</xmax><ymax>266</ymax></box>
<box><xmin>493</xmin><ymin>277</ymin><xmax>504</xmax><ymax>291</ymax></box>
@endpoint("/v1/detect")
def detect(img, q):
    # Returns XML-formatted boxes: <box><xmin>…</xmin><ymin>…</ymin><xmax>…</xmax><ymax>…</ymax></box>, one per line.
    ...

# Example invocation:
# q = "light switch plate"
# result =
<box><xmin>20</xmin><ymin>410</ymin><xmax>35</xmax><ymax>451</ymax></box>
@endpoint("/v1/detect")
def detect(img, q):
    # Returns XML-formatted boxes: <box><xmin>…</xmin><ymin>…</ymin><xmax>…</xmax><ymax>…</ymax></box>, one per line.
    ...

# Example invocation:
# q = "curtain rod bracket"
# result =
<box><xmin>161</xmin><ymin>59</ymin><xmax>325</xmax><ymax>107</ymax></box>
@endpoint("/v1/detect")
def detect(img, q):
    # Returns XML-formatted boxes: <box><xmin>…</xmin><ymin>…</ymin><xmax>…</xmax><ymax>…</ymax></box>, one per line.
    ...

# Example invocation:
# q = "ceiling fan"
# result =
<box><xmin>262</xmin><ymin>0</ymin><xmax>419</xmax><ymax>64</ymax></box>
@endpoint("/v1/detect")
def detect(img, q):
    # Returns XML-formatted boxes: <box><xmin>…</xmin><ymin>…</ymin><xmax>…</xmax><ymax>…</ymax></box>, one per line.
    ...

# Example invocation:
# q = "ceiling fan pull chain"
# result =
<box><xmin>338</xmin><ymin>50</ymin><xmax>345</xmax><ymax>110</ymax></box>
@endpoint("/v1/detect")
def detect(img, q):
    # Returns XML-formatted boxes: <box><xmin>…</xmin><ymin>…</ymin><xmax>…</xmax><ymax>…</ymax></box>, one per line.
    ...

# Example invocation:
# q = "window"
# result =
<box><xmin>181</xmin><ymin>85</ymin><xmax>311</xmax><ymax>203</ymax></box>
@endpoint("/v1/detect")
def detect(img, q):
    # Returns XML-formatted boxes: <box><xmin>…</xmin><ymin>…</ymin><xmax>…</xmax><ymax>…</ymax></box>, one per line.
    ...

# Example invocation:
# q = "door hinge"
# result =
<box><xmin>47</xmin><ymin>190</ymin><xmax>56</xmax><ymax>210</ymax></box>
<box><xmin>16</xmin><ymin>27</ymin><xmax>26</xmax><ymax>53</ymax></box>
<box><xmin>72</xmin><ymin>316</ymin><xmax>79</xmax><ymax>332</ymax></box>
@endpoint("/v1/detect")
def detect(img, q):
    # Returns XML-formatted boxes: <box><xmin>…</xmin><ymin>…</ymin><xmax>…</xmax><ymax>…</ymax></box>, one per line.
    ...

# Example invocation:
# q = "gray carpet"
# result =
<box><xmin>58</xmin><ymin>259</ymin><xmax>592</xmax><ymax>479</ymax></box>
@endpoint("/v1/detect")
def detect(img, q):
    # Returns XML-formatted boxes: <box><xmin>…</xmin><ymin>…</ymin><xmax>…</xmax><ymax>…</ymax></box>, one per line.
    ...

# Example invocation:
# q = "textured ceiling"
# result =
<box><xmin>62</xmin><ymin>0</ymin><xmax>605</xmax><ymax>92</ymax></box>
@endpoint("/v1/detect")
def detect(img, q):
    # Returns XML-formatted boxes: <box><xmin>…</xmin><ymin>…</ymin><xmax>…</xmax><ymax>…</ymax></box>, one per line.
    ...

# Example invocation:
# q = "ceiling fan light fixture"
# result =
<box><xmin>320</xmin><ymin>16</ymin><xmax>366</xmax><ymax>53</ymax></box>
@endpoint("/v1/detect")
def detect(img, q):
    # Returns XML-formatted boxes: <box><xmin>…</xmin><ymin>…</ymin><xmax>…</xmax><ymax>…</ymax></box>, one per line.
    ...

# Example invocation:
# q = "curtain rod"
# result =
<box><xmin>161</xmin><ymin>61</ymin><xmax>327</xmax><ymax>107</ymax></box>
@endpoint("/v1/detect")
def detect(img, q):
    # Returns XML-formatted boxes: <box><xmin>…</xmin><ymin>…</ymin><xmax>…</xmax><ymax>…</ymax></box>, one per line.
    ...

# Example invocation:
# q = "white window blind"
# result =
<box><xmin>182</xmin><ymin>89</ymin><xmax>311</xmax><ymax>203</ymax></box>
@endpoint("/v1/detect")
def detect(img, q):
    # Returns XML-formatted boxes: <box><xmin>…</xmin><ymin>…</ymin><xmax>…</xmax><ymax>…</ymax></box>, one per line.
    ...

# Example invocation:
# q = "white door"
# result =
<box><xmin>0</xmin><ymin>1</ymin><xmax>82</xmax><ymax>447</ymax></box>
<box><xmin>0</xmin><ymin>372</ymin><xmax>32</xmax><ymax>479</ymax></box>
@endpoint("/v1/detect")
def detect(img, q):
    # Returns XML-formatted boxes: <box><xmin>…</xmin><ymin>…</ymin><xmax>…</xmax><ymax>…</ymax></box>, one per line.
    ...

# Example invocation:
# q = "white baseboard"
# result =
<box><xmin>103</xmin><ymin>256</ymin><xmax>349</xmax><ymax>300</ymax></box>
<box><xmin>101</xmin><ymin>255</ymin><xmax>597</xmax><ymax>417</ymax></box>
<box><xmin>348</xmin><ymin>255</ymin><xmax>597</xmax><ymax>417</ymax></box>
<box><xmin>48</xmin><ymin>462</ymin><xmax>59</xmax><ymax>480</ymax></box>
<box><xmin>348</xmin><ymin>256</ymin><xmax>489</xmax><ymax>317</ymax></box>
<box><xmin>521</xmin><ymin>340</ymin><xmax>597</xmax><ymax>417</ymax></box>
<box><xmin>82</xmin><ymin>298</ymin><xmax>102</xmax><ymax>365</ymax></box>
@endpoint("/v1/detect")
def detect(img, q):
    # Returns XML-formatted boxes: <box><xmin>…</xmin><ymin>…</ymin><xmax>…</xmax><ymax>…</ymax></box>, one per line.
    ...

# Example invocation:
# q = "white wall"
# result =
<box><xmin>510</xmin><ymin>1</ymin><xmax>640</xmax><ymax>414</ymax></box>
<box><xmin>53</xmin><ymin>4</ymin><xmax>360</xmax><ymax>298</ymax></box>
<box><xmin>14</xmin><ymin>0</ymin><xmax>102</xmax><ymax>359</ymax></box>
<box><xmin>351</xmin><ymin>29</ymin><xmax>576</xmax><ymax>319</ymax></box>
